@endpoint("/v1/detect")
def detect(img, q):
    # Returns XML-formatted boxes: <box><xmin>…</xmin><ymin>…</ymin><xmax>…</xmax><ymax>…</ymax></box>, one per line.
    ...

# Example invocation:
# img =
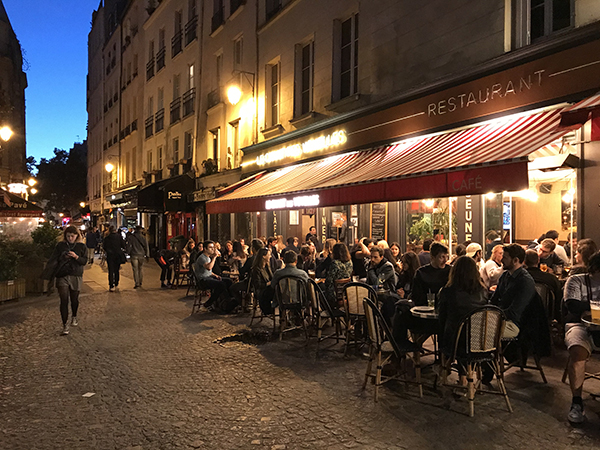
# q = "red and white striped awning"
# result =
<box><xmin>207</xmin><ymin>107</ymin><xmax>567</xmax><ymax>214</ymax></box>
<box><xmin>557</xmin><ymin>92</ymin><xmax>600</xmax><ymax>132</ymax></box>
<box><xmin>563</xmin><ymin>92</ymin><xmax>600</xmax><ymax>113</ymax></box>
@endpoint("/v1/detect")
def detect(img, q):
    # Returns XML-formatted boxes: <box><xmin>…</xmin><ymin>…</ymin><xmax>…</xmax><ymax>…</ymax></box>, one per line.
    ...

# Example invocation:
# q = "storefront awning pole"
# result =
<box><xmin>448</xmin><ymin>198</ymin><xmax>453</xmax><ymax>256</ymax></box>
<box><xmin>509</xmin><ymin>195</ymin><xmax>513</xmax><ymax>244</ymax></box>
<box><xmin>570</xmin><ymin>177</ymin><xmax>574</xmax><ymax>267</ymax></box>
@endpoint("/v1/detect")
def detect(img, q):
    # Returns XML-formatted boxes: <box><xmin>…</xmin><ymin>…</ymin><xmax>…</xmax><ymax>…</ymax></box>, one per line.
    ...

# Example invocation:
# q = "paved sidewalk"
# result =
<box><xmin>1</xmin><ymin>258</ymin><xmax>600</xmax><ymax>449</ymax></box>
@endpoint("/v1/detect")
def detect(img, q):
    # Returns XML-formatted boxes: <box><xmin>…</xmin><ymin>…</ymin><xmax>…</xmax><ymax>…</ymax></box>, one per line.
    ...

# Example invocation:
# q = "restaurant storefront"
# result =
<box><xmin>138</xmin><ymin>174</ymin><xmax>195</xmax><ymax>250</ymax></box>
<box><xmin>207</xmin><ymin>34</ymin><xmax>600</xmax><ymax>254</ymax></box>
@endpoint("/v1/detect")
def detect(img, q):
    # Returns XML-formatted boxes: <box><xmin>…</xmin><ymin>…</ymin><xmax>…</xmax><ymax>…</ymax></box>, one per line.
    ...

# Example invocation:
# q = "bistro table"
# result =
<box><xmin>580</xmin><ymin>312</ymin><xmax>600</xmax><ymax>396</ymax></box>
<box><xmin>410</xmin><ymin>305</ymin><xmax>439</xmax><ymax>320</ymax></box>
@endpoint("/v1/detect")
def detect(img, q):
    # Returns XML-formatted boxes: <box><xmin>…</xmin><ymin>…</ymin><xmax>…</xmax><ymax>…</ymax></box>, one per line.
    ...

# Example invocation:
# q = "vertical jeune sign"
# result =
<box><xmin>456</xmin><ymin>195</ymin><xmax>483</xmax><ymax>245</ymax></box>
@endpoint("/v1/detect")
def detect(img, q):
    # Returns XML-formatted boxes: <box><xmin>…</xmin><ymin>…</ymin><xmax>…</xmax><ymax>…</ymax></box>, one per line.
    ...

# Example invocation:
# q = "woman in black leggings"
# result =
<box><xmin>48</xmin><ymin>225</ymin><xmax>87</xmax><ymax>335</ymax></box>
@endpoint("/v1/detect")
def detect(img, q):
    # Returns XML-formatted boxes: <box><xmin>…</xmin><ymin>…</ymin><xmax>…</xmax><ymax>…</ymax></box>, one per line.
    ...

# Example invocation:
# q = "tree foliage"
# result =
<box><xmin>34</xmin><ymin>143</ymin><xmax>87</xmax><ymax>218</ymax></box>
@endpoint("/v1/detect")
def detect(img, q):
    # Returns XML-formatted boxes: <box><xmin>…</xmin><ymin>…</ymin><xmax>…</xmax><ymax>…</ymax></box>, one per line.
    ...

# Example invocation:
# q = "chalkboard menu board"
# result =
<box><xmin>371</xmin><ymin>203</ymin><xmax>387</xmax><ymax>242</ymax></box>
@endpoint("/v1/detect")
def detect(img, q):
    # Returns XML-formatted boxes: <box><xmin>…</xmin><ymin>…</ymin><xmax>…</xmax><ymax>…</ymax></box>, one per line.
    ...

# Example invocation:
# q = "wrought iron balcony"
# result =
<box><xmin>171</xmin><ymin>30</ymin><xmax>183</xmax><ymax>58</ymax></box>
<box><xmin>207</xmin><ymin>88</ymin><xmax>221</xmax><ymax>110</ymax></box>
<box><xmin>185</xmin><ymin>15</ymin><xmax>197</xmax><ymax>46</ymax></box>
<box><xmin>155</xmin><ymin>108</ymin><xmax>165</xmax><ymax>132</ymax></box>
<box><xmin>182</xmin><ymin>88</ymin><xmax>195</xmax><ymax>117</ymax></box>
<box><xmin>146</xmin><ymin>56</ymin><xmax>155</xmax><ymax>80</ymax></box>
<box><xmin>156</xmin><ymin>47</ymin><xmax>166</xmax><ymax>71</ymax></box>
<box><xmin>170</xmin><ymin>97</ymin><xmax>181</xmax><ymax>124</ymax></box>
<box><xmin>145</xmin><ymin>116</ymin><xmax>154</xmax><ymax>138</ymax></box>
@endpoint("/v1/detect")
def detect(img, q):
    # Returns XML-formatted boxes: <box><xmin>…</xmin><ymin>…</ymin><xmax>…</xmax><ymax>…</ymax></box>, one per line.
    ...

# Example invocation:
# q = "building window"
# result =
<box><xmin>186</xmin><ymin>0</ymin><xmax>198</xmax><ymax>45</ymax></box>
<box><xmin>210</xmin><ymin>128</ymin><xmax>220</xmax><ymax>168</ymax></box>
<box><xmin>233</xmin><ymin>36</ymin><xmax>243</xmax><ymax>70</ymax></box>
<box><xmin>172</xmin><ymin>10</ymin><xmax>183</xmax><ymax>57</ymax></box>
<box><xmin>266</xmin><ymin>0</ymin><xmax>282</xmax><ymax>20</ymax></box>
<box><xmin>212</xmin><ymin>0</ymin><xmax>224</xmax><ymax>33</ymax></box>
<box><xmin>266</xmin><ymin>62</ymin><xmax>280</xmax><ymax>127</ymax></box>
<box><xmin>512</xmin><ymin>0</ymin><xmax>572</xmax><ymax>48</ymax></box>
<box><xmin>173</xmin><ymin>137</ymin><xmax>180</xmax><ymax>162</ymax></box>
<box><xmin>132</xmin><ymin>147</ymin><xmax>137</xmax><ymax>180</ymax></box>
<box><xmin>157</xmin><ymin>29</ymin><xmax>166</xmax><ymax>70</ymax></box>
<box><xmin>148</xmin><ymin>150</ymin><xmax>153</xmax><ymax>172</ymax></box>
<box><xmin>228</xmin><ymin>120</ymin><xmax>239</xmax><ymax>169</ymax></box>
<box><xmin>171</xmin><ymin>74</ymin><xmax>182</xmax><ymax>123</ymax></box>
<box><xmin>337</xmin><ymin>14</ymin><xmax>358</xmax><ymax>101</ymax></box>
<box><xmin>184</xmin><ymin>131</ymin><xmax>193</xmax><ymax>159</ymax></box>
<box><xmin>146</xmin><ymin>40</ymin><xmax>155</xmax><ymax>80</ymax></box>
<box><xmin>295</xmin><ymin>41</ymin><xmax>314</xmax><ymax>117</ymax></box>
<box><xmin>158</xmin><ymin>146</ymin><xmax>163</xmax><ymax>170</ymax></box>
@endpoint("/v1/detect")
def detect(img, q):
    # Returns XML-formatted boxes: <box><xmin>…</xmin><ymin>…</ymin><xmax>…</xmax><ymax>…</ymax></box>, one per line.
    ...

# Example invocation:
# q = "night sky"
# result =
<box><xmin>3</xmin><ymin>0</ymin><xmax>100</xmax><ymax>163</ymax></box>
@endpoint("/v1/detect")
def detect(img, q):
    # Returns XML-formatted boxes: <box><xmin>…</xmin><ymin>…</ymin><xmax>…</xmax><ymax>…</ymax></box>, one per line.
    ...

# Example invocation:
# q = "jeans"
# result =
<box><xmin>107</xmin><ymin>254</ymin><xmax>121</xmax><ymax>288</ymax></box>
<box><xmin>87</xmin><ymin>247</ymin><xmax>95</xmax><ymax>263</ymax></box>
<box><xmin>198</xmin><ymin>277</ymin><xmax>233</xmax><ymax>307</ymax></box>
<box><xmin>130</xmin><ymin>256</ymin><xmax>145</xmax><ymax>286</ymax></box>
<box><xmin>58</xmin><ymin>286</ymin><xmax>79</xmax><ymax>325</ymax></box>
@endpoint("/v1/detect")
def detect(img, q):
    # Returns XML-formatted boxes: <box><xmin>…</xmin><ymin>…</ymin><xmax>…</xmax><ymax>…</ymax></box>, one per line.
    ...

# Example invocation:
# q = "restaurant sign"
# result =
<box><xmin>242</xmin><ymin>38</ymin><xmax>600</xmax><ymax>172</ymax></box>
<box><xmin>265</xmin><ymin>194</ymin><xmax>320</xmax><ymax>210</ymax></box>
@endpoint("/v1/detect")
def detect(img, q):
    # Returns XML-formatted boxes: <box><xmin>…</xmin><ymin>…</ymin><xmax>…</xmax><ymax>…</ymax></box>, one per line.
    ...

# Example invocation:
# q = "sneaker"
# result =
<box><xmin>134</xmin><ymin>285</ymin><xmax>139</xmax><ymax>289</ymax></box>
<box><xmin>71</xmin><ymin>317</ymin><xmax>78</xmax><ymax>327</ymax></box>
<box><xmin>109</xmin><ymin>287</ymin><xmax>114</xmax><ymax>292</ymax></box>
<box><xmin>61</xmin><ymin>325</ymin><xmax>70</xmax><ymax>336</ymax></box>
<box><xmin>568</xmin><ymin>403</ymin><xmax>585</xmax><ymax>424</ymax></box>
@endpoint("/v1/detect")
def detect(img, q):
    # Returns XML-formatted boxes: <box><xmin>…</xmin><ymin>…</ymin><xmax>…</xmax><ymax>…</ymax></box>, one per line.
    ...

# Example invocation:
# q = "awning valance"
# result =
<box><xmin>0</xmin><ymin>190</ymin><xmax>44</xmax><ymax>217</ymax></box>
<box><xmin>207</xmin><ymin>107</ymin><xmax>567</xmax><ymax>214</ymax></box>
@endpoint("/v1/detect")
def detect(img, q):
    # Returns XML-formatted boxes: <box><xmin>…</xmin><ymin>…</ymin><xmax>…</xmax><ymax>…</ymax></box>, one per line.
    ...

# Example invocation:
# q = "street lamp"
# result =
<box><xmin>28</xmin><ymin>178</ymin><xmax>36</xmax><ymax>187</ymax></box>
<box><xmin>0</xmin><ymin>126</ymin><xmax>12</xmax><ymax>142</ymax></box>
<box><xmin>105</xmin><ymin>162</ymin><xmax>115</xmax><ymax>172</ymax></box>
<box><xmin>227</xmin><ymin>71</ymin><xmax>257</xmax><ymax>144</ymax></box>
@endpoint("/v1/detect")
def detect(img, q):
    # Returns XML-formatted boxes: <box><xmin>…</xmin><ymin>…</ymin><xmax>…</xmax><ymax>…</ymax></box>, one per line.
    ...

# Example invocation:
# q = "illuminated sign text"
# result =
<box><xmin>265</xmin><ymin>195</ymin><xmax>320</xmax><ymax>210</ymax></box>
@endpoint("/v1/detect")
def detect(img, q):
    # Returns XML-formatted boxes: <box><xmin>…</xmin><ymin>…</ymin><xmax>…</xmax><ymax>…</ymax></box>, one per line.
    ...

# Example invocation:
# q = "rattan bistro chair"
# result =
<box><xmin>440</xmin><ymin>305</ymin><xmax>512</xmax><ymax>417</ymax></box>
<box><xmin>190</xmin><ymin>265</ymin><xmax>211</xmax><ymax>315</ymax></box>
<box><xmin>274</xmin><ymin>275</ymin><xmax>310</xmax><ymax>341</ymax></box>
<box><xmin>343</xmin><ymin>282</ymin><xmax>378</xmax><ymax>355</ymax></box>
<box><xmin>307</xmin><ymin>279</ymin><xmax>344</xmax><ymax>351</ymax></box>
<box><xmin>363</xmin><ymin>298</ymin><xmax>422</xmax><ymax>400</ymax></box>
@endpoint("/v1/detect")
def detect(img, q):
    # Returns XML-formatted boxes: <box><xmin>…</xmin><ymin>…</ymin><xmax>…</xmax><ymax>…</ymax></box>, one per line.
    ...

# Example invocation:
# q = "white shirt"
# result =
<box><xmin>554</xmin><ymin>244</ymin><xmax>569</xmax><ymax>265</ymax></box>
<box><xmin>480</xmin><ymin>259</ymin><xmax>504</xmax><ymax>289</ymax></box>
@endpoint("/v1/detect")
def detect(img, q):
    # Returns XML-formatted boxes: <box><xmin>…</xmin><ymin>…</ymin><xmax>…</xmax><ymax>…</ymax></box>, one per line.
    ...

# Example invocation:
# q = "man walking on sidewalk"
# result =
<box><xmin>126</xmin><ymin>226</ymin><xmax>150</xmax><ymax>288</ymax></box>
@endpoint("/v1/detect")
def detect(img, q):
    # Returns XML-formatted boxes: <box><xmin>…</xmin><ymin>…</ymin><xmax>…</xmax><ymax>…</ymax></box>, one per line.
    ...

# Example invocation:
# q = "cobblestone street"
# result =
<box><xmin>1</xmin><ymin>261</ymin><xmax>600</xmax><ymax>450</ymax></box>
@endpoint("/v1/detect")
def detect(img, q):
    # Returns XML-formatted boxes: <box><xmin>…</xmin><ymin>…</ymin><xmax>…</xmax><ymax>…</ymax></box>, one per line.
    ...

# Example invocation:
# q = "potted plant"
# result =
<box><xmin>0</xmin><ymin>236</ymin><xmax>25</xmax><ymax>302</ymax></box>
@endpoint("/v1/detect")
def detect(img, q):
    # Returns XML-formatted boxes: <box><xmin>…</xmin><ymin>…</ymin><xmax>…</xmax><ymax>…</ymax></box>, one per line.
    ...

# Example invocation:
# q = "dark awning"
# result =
<box><xmin>138</xmin><ymin>175</ymin><xmax>194</xmax><ymax>213</ymax></box>
<box><xmin>0</xmin><ymin>190</ymin><xmax>44</xmax><ymax>217</ymax></box>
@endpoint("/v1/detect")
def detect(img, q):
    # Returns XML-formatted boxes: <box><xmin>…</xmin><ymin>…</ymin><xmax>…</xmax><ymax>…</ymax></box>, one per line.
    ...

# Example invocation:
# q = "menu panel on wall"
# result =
<box><xmin>371</xmin><ymin>203</ymin><xmax>387</xmax><ymax>242</ymax></box>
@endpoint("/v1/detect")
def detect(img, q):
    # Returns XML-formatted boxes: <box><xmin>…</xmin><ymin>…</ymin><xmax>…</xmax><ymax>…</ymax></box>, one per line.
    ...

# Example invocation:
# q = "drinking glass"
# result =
<box><xmin>426</xmin><ymin>291</ymin><xmax>435</xmax><ymax>308</ymax></box>
<box><xmin>591</xmin><ymin>299</ymin><xmax>600</xmax><ymax>325</ymax></box>
<box><xmin>540</xmin><ymin>263</ymin><xmax>548</xmax><ymax>272</ymax></box>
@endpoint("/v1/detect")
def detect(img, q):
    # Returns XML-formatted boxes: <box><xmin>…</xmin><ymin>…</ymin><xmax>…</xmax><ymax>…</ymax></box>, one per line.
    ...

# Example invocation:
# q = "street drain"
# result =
<box><xmin>214</xmin><ymin>330</ymin><xmax>272</xmax><ymax>347</ymax></box>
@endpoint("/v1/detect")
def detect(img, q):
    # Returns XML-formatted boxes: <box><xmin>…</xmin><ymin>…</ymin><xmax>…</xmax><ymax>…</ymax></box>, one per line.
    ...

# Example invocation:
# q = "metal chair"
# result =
<box><xmin>190</xmin><ymin>265</ymin><xmax>211</xmax><ymax>315</ymax></box>
<box><xmin>440</xmin><ymin>305</ymin><xmax>512</xmax><ymax>417</ymax></box>
<box><xmin>274</xmin><ymin>275</ymin><xmax>309</xmax><ymax>341</ymax></box>
<box><xmin>363</xmin><ymin>298</ymin><xmax>422</xmax><ymax>400</ymax></box>
<box><xmin>307</xmin><ymin>279</ymin><xmax>344</xmax><ymax>351</ymax></box>
<box><xmin>535</xmin><ymin>282</ymin><xmax>556</xmax><ymax>325</ymax></box>
<box><xmin>172</xmin><ymin>254</ymin><xmax>191</xmax><ymax>289</ymax></box>
<box><xmin>248</xmin><ymin>274</ymin><xmax>277</xmax><ymax>331</ymax></box>
<box><xmin>343</xmin><ymin>282</ymin><xmax>378</xmax><ymax>355</ymax></box>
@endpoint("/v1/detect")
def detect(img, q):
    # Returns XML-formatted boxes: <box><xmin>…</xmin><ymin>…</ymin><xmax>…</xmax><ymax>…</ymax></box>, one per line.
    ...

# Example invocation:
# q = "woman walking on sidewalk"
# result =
<box><xmin>47</xmin><ymin>225</ymin><xmax>87</xmax><ymax>335</ymax></box>
<box><xmin>103</xmin><ymin>225</ymin><xmax>126</xmax><ymax>292</ymax></box>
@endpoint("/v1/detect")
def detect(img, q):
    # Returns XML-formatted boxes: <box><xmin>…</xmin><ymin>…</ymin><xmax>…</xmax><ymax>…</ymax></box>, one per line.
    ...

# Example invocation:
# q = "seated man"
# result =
<box><xmin>392</xmin><ymin>242</ymin><xmax>450</xmax><ymax>344</ymax></box>
<box><xmin>480</xmin><ymin>244</ymin><xmax>504</xmax><ymax>290</ymax></box>
<box><xmin>544</xmin><ymin>229</ymin><xmax>569</xmax><ymax>264</ymax></box>
<box><xmin>563</xmin><ymin>252</ymin><xmax>600</xmax><ymax>424</ymax></box>
<box><xmin>524</xmin><ymin>249</ymin><xmax>563</xmax><ymax>321</ymax></box>
<box><xmin>538</xmin><ymin>238</ymin><xmax>566</xmax><ymax>272</ymax></box>
<box><xmin>367</xmin><ymin>246</ymin><xmax>399</xmax><ymax>323</ymax></box>
<box><xmin>490</xmin><ymin>244</ymin><xmax>536</xmax><ymax>338</ymax></box>
<box><xmin>193</xmin><ymin>240</ymin><xmax>234</xmax><ymax>309</ymax></box>
<box><xmin>260</xmin><ymin>250</ymin><xmax>309</xmax><ymax>314</ymax></box>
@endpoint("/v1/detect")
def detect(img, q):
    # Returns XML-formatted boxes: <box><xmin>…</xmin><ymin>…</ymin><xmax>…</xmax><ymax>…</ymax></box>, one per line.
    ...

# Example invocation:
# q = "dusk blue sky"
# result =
<box><xmin>3</xmin><ymin>0</ymin><xmax>100</xmax><ymax>162</ymax></box>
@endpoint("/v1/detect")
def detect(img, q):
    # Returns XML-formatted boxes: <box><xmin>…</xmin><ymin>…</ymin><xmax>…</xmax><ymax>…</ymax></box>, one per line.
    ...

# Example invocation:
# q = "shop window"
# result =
<box><xmin>333</xmin><ymin>13</ymin><xmax>359</xmax><ymax>102</ymax></box>
<box><xmin>295</xmin><ymin>40</ymin><xmax>314</xmax><ymax>117</ymax></box>
<box><xmin>512</xmin><ymin>0</ymin><xmax>572</xmax><ymax>48</ymax></box>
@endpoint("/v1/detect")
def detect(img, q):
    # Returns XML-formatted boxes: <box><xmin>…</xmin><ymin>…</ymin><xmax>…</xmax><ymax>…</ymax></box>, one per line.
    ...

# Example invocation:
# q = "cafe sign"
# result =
<box><xmin>265</xmin><ymin>194</ymin><xmax>320</xmax><ymax>210</ymax></box>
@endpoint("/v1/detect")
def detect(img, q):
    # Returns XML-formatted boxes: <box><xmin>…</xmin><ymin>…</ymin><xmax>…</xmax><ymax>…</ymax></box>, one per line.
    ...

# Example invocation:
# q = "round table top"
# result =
<box><xmin>410</xmin><ymin>306</ymin><xmax>439</xmax><ymax>319</ymax></box>
<box><xmin>581</xmin><ymin>312</ymin><xmax>600</xmax><ymax>330</ymax></box>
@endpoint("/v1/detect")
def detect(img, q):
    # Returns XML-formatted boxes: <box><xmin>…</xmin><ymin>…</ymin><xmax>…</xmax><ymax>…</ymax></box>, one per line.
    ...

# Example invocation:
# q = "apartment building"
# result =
<box><xmin>88</xmin><ymin>0</ymin><xmax>600</xmax><ymax>250</ymax></box>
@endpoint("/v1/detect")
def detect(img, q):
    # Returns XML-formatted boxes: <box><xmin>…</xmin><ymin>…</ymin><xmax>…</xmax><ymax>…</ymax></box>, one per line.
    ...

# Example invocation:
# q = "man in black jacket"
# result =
<box><xmin>524</xmin><ymin>249</ymin><xmax>563</xmax><ymax>321</ymax></box>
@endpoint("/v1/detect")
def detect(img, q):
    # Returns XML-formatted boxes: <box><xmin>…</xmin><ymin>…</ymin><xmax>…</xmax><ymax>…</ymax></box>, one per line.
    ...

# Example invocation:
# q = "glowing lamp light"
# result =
<box><xmin>30</xmin><ymin>188</ymin><xmax>37</xmax><ymax>194</ymax></box>
<box><xmin>0</xmin><ymin>126</ymin><xmax>12</xmax><ymax>142</ymax></box>
<box><xmin>562</xmin><ymin>188</ymin><xmax>575</xmax><ymax>203</ymax></box>
<box><xmin>7</xmin><ymin>183</ymin><xmax>28</xmax><ymax>194</ymax></box>
<box><xmin>28</xmin><ymin>178</ymin><xmax>37</xmax><ymax>187</ymax></box>
<box><xmin>227</xmin><ymin>86</ymin><xmax>242</xmax><ymax>105</ymax></box>
<box><xmin>59</xmin><ymin>213</ymin><xmax>64</xmax><ymax>217</ymax></box>
<box><xmin>423</xmin><ymin>199</ymin><xmax>435</xmax><ymax>208</ymax></box>
<box><xmin>80</xmin><ymin>202</ymin><xmax>86</xmax><ymax>208</ymax></box>
<box><xmin>486</xmin><ymin>192</ymin><xmax>496</xmax><ymax>200</ymax></box>
<box><xmin>105</xmin><ymin>162</ymin><xmax>115</xmax><ymax>172</ymax></box>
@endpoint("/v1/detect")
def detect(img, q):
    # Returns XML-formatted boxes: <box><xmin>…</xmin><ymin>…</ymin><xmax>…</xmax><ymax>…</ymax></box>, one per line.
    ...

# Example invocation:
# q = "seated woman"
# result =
<box><xmin>297</xmin><ymin>245</ymin><xmax>316</xmax><ymax>273</ymax></box>
<box><xmin>230</xmin><ymin>240</ymin><xmax>247</xmax><ymax>273</ymax></box>
<box><xmin>180</xmin><ymin>238</ymin><xmax>196</xmax><ymax>270</ymax></box>
<box><xmin>250</xmin><ymin>248</ymin><xmax>274</xmax><ymax>314</ymax></box>
<box><xmin>396</xmin><ymin>251</ymin><xmax>420</xmax><ymax>299</ymax></box>
<box><xmin>437</xmin><ymin>256</ymin><xmax>488</xmax><ymax>380</ymax></box>
<box><xmin>324</xmin><ymin>243</ymin><xmax>353</xmax><ymax>307</ymax></box>
<box><xmin>315</xmin><ymin>238</ymin><xmax>336</xmax><ymax>278</ymax></box>
<box><xmin>389</xmin><ymin>242</ymin><xmax>402</xmax><ymax>274</ymax></box>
